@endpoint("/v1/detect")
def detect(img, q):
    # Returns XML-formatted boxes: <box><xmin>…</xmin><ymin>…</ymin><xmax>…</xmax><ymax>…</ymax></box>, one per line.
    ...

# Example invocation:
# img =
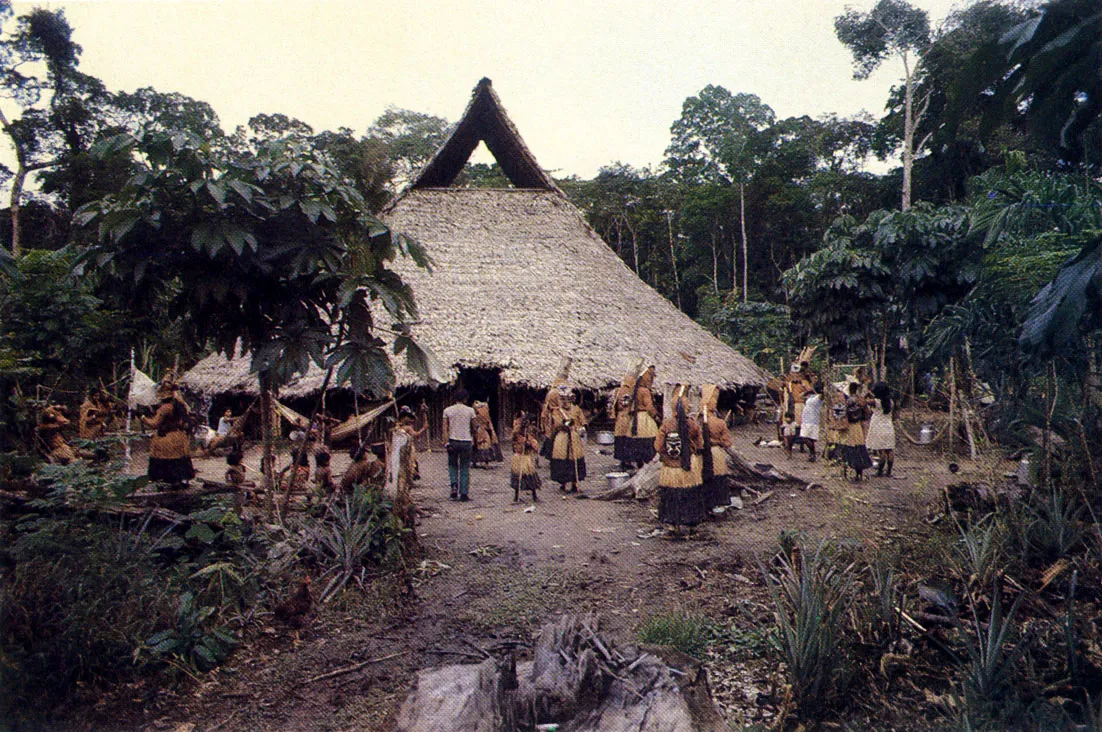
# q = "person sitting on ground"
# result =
<box><xmin>78</xmin><ymin>393</ymin><xmax>107</xmax><ymax>440</ymax></box>
<box><xmin>314</xmin><ymin>450</ymin><xmax>336</xmax><ymax>500</ymax></box>
<box><xmin>278</xmin><ymin>450</ymin><xmax>311</xmax><ymax>509</ymax></box>
<box><xmin>340</xmin><ymin>445</ymin><xmax>385</xmax><ymax>495</ymax></box>
<box><xmin>225</xmin><ymin>451</ymin><xmax>256</xmax><ymax>514</ymax></box>
<box><xmin>38</xmin><ymin>405</ymin><xmax>77</xmax><ymax>465</ymax></box>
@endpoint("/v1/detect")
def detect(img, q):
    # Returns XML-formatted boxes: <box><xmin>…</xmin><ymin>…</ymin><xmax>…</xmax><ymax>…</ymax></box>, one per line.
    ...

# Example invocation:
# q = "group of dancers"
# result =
<box><xmin>499</xmin><ymin>362</ymin><xmax>734</xmax><ymax>536</ymax></box>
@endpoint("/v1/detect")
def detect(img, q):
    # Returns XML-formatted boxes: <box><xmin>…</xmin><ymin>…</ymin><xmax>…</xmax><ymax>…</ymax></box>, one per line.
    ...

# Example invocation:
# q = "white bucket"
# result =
<box><xmin>606</xmin><ymin>472</ymin><xmax>629</xmax><ymax>491</ymax></box>
<box><xmin>595</xmin><ymin>430</ymin><xmax>615</xmax><ymax>445</ymax></box>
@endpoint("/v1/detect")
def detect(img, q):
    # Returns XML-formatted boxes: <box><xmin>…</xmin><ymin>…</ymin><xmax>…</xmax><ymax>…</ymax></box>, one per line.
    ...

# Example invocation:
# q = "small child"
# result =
<box><xmin>781</xmin><ymin>410</ymin><xmax>800</xmax><ymax>457</ymax></box>
<box><xmin>314</xmin><ymin>450</ymin><xmax>336</xmax><ymax>501</ymax></box>
<box><xmin>226</xmin><ymin>451</ymin><xmax>255</xmax><ymax>514</ymax></box>
<box><xmin>510</xmin><ymin>411</ymin><xmax>541</xmax><ymax>503</ymax></box>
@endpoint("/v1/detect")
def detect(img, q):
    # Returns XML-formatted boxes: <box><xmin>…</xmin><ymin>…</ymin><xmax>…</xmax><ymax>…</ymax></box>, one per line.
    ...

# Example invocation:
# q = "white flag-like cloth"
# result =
<box><xmin>129</xmin><ymin>368</ymin><xmax>159</xmax><ymax>409</ymax></box>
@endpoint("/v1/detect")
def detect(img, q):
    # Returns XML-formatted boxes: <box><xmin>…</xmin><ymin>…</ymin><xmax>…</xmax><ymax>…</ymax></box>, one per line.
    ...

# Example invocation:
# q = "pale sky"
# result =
<box><xmin>17</xmin><ymin>0</ymin><xmax>965</xmax><ymax>179</ymax></box>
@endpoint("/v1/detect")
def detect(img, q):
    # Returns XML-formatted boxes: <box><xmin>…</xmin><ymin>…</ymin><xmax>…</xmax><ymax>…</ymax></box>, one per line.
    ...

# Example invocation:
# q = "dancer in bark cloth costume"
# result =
<box><xmin>548</xmin><ymin>384</ymin><xmax>587</xmax><ymax>494</ymax></box>
<box><xmin>654</xmin><ymin>385</ymin><xmax>705</xmax><ymax>534</ymax></box>
<box><xmin>612</xmin><ymin>364</ymin><xmax>659</xmax><ymax>469</ymax></box>
<box><xmin>472</xmin><ymin>400</ymin><xmax>504</xmax><ymax>467</ymax></box>
<box><xmin>699</xmin><ymin>384</ymin><xmax>734</xmax><ymax>514</ymax></box>
<box><xmin>829</xmin><ymin>381</ymin><xmax>873</xmax><ymax>482</ymax></box>
<box><xmin>38</xmin><ymin>405</ymin><xmax>77</xmax><ymax>464</ymax></box>
<box><xmin>142</xmin><ymin>379</ymin><xmax>195</xmax><ymax>488</ymax></box>
<box><xmin>509</xmin><ymin>410</ymin><xmax>541</xmax><ymax>502</ymax></box>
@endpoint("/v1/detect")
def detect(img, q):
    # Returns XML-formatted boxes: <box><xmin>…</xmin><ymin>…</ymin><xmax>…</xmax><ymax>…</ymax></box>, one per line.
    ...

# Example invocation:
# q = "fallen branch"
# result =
<box><xmin>302</xmin><ymin>650</ymin><xmax>410</xmax><ymax>685</ymax></box>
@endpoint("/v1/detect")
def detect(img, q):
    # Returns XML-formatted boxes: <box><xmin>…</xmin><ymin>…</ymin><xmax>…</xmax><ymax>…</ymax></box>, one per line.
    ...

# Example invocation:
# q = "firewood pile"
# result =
<box><xmin>397</xmin><ymin>614</ymin><xmax>726</xmax><ymax>732</ymax></box>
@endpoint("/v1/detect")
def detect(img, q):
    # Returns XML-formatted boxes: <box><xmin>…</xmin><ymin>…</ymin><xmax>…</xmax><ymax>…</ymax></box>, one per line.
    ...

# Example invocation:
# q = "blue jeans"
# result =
<box><xmin>447</xmin><ymin>440</ymin><xmax>472</xmax><ymax>497</ymax></box>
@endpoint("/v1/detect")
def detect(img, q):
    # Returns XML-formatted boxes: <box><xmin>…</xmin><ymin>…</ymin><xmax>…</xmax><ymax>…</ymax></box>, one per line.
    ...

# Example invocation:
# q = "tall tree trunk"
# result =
<box><xmin>739</xmin><ymin>182</ymin><xmax>749</xmax><ymax>303</ymax></box>
<box><xmin>631</xmin><ymin>226</ymin><xmax>640</xmax><ymax>274</ymax></box>
<box><xmin>902</xmin><ymin>54</ymin><xmax>914</xmax><ymax>213</ymax></box>
<box><xmin>665</xmin><ymin>211</ymin><xmax>682</xmax><ymax>310</ymax></box>
<box><xmin>259</xmin><ymin>370</ymin><xmax>277</xmax><ymax>520</ymax></box>
<box><xmin>9</xmin><ymin>165</ymin><xmax>25</xmax><ymax>257</ymax></box>
<box><xmin>710</xmin><ymin>227</ymin><xmax>719</xmax><ymax>294</ymax></box>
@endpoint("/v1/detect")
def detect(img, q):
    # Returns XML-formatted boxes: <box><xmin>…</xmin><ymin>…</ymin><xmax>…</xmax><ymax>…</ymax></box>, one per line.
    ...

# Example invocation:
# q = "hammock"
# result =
<box><xmin>330</xmin><ymin>401</ymin><xmax>395</xmax><ymax>443</ymax></box>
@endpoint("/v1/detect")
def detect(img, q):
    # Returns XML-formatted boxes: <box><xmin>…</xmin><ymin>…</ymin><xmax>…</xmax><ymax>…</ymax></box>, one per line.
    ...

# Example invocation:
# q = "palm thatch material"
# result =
<box><xmin>182</xmin><ymin>79</ymin><xmax>768</xmax><ymax>398</ymax></box>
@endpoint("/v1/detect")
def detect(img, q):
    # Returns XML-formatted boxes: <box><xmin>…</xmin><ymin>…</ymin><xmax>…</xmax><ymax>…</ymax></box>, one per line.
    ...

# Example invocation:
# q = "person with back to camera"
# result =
<box><xmin>866</xmin><ymin>381</ymin><xmax>897</xmax><ymax>478</ymax></box>
<box><xmin>443</xmin><ymin>389</ymin><xmax>477</xmax><ymax>501</ymax></box>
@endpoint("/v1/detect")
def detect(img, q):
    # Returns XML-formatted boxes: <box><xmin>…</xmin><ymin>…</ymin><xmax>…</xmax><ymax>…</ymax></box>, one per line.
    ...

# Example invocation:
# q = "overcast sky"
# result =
<box><xmin>17</xmin><ymin>0</ymin><xmax>965</xmax><ymax>179</ymax></box>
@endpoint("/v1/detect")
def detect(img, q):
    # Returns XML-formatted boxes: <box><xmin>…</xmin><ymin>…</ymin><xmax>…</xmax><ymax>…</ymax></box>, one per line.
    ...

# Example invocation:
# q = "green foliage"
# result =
<box><xmin>703</xmin><ymin>295</ymin><xmax>797</xmax><ymax>369</ymax></box>
<box><xmin>0</xmin><ymin>520</ymin><xmax>175</xmax><ymax>720</ymax></box>
<box><xmin>636</xmin><ymin>609</ymin><xmax>712</xmax><ymax>659</ymax></box>
<box><xmin>0</xmin><ymin>248</ymin><xmax>127</xmax><ymax>377</ymax></box>
<box><xmin>834</xmin><ymin>0</ymin><xmax>931</xmax><ymax>80</ymax></box>
<box><xmin>761</xmin><ymin>542</ymin><xmax>855</xmax><ymax>716</ymax></box>
<box><xmin>300</xmin><ymin>487</ymin><xmax>407</xmax><ymax>602</ymax></box>
<box><xmin>953</xmin><ymin>515</ymin><xmax>1004</xmax><ymax>587</ymax></box>
<box><xmin>142</xmin><ymin>591</ymin><xmax>239</xmax><ymax>673</ymax></box>
<box><xmin>784</xmin><ymin>205</ymin><xmax>981</xmax><ymax>358</ymax></box>
<box><xmin>955</xmin><ymin>580</ymin><xmax>1030</xmax><ymax>720</ymax></box>
<box><xmin>1011</xmin><ymin>488</ymin><xmax>1086</xmax><ymax>564</ymax></box>
<box><xmin>75</xmin><ymin>128</ymin><xmax>434</xmax><ymax>395</ymax></box>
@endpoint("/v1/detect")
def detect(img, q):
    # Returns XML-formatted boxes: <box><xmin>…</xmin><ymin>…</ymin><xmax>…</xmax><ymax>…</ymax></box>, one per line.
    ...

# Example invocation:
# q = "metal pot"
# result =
<box><xmin>918</xmin><ymin>424</ymin><xmax>935</xmax><ymax>445</ymax></box>
<box><xmin>606</xmin><ymin>472</ymin><xmax>629</xmax><ymax>491</ymax></box>
<box><xmin>595</xmin><ymin>430</ymin><xmax>615</xmax><ymax>445</ymax></box>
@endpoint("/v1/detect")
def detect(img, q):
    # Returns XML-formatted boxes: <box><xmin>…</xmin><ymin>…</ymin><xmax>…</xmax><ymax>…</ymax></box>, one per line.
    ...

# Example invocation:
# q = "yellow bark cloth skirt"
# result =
<box><xmin>614</xmin><ymin>411</ymin><xmax>659</xmax><ymax>464</ymax></box>
<box><xmin>658</xmin><ymin>454</ymin><xmax>706</xmax><ymax>526</ymax></box>
<box><xmin>550</xmin><ymin>430</ymin><xmax>587</xmax><ymax>484</ymax></box>
<box><xmin>702</xmin><ymin>445</ymin><xmax>733</xmax><ymax>510</ymax></box>
<box><xmin>148</xmin><ymin>430</ymin><xmax>195</xmax><ymax>483</ymax></box>
<box><xmin>510</xmin><ymin>453</ymin><xmax>541</xmax><ymax>495</ymax></box>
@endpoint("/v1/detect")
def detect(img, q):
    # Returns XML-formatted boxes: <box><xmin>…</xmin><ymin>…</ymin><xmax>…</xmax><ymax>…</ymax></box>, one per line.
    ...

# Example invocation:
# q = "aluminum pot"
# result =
<box><xmin>606</xmin><ymin>472</ymin><xmax>629</xmax><ymax>491</ymax></box>
<box><xmin>595</xmin><ymin>430</ymin><xmax>615</xmax><ymax>445</ymax></box>
<box><xmin>918</xmin><ymin>424</ymin><xmax>935</xmax><ymax>445</ymax></box>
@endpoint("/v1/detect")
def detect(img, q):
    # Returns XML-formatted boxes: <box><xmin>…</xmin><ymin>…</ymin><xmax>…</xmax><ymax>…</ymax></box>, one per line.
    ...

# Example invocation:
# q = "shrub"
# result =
<box><xmin>0</xmin><ymin>522</ymin><xmax>174</xmax><ymax>720</ymax></box>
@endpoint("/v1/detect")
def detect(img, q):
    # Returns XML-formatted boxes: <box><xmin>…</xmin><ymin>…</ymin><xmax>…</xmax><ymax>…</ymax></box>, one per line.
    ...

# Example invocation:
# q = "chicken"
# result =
<box><xmin>273</xmin><ymin>575</ymin><xmax>313</xmax><ymax>632</ymax></box>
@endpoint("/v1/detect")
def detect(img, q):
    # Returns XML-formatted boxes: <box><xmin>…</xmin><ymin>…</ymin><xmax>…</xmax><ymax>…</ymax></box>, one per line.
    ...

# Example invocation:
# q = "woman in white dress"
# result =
<box><xmin>866</xmin><ymin>382</ymin><xmax>896</xmax><ymax>477</ymax></box>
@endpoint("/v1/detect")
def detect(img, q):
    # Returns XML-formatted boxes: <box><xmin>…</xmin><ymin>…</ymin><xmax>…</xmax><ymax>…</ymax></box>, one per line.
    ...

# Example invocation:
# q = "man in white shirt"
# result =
<box><xmin>442</xmin><ymin>389</ymin><xmax>477</xmax><ymax>501</ymax></box>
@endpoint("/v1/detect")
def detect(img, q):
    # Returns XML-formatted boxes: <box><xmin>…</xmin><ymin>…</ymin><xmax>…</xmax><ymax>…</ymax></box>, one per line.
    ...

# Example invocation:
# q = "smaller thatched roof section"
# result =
<box><xmin>410</xmin><ymin>78</ymin><xmax>559</xmax><ymax>191</ymax></box>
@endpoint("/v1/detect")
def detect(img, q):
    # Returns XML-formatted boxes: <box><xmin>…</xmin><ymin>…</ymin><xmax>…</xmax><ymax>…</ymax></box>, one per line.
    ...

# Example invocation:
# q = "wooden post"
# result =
<box><xmin>259</xmin><ymin>371</ymin><xmax>277</xmax><ymax>520</ymax></box>
<box><xmin>948</xmin><ymin>357</ymin><xmax>956</xmax><ymax>456</ymax></box>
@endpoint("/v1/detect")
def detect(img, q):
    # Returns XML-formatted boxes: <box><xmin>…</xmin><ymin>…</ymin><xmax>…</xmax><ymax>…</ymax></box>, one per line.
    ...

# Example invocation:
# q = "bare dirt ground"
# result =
<box><xmin>102</xmin><ymin>422</ymin><xmax>1014</xmax><ymax>731</ymax></box>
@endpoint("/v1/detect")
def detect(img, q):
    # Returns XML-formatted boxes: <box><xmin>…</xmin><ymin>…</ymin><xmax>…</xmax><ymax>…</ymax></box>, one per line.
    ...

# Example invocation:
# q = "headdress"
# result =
<box><xmin>700</xmin><ymin>384</ymin><xmax>719</xmax><ymax>413</ymax></box>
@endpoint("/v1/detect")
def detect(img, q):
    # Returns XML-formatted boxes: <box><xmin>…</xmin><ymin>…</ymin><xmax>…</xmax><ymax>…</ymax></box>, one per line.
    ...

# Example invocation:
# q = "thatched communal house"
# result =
<box><xmin>183</xmin><ymin>79</ymin><xmax>769</xmax><ymax>435</ymax></box>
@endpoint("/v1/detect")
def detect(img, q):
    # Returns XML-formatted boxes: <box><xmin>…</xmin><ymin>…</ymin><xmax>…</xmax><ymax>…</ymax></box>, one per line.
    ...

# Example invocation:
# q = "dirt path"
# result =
<box><xmin>116</xmin><ymin>423</ymin><xmax>1010</xmax><ymax>731</ymax></box>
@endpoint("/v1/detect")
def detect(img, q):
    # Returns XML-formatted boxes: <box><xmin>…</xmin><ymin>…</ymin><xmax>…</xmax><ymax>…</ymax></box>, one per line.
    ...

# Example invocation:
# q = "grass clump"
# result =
<box><xmin>636</xmin><ymin>609</ymin><xmax>712</xmax><ymax>659</ymax></box>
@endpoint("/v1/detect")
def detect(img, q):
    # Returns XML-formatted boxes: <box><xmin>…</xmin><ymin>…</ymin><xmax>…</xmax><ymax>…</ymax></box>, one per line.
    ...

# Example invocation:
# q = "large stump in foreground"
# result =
<box><xmin>397</xmin><ymin>614</ymin><xmax>726</xmax><ymax>732</ymax></box>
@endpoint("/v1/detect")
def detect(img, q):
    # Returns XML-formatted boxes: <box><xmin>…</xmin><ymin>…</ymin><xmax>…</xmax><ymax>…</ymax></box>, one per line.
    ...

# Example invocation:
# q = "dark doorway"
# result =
<box><xmin>457</xmin><ymin>367</ymin><xmax>502</xmax><ymax>432</ymax></box>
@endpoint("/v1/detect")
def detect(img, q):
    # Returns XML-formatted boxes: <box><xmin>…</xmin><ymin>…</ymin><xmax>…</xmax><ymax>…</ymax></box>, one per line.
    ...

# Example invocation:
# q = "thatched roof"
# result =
<box><xmin>412</xmin><ymin>78</ymin><xmax>559</xmax><ymax>191</ymax></box>
<box><xmin>182</xmin><ymin>80</ymin><xmax>769</xmax><ymax>398</ymax></box>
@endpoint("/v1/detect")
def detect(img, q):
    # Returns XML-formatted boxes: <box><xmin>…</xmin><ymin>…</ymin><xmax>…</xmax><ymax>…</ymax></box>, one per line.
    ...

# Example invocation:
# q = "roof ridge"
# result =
<box><xmin>407</xmin><ymin>79</ymin><xmax>560</xmax><ymax>192</ymax></box>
